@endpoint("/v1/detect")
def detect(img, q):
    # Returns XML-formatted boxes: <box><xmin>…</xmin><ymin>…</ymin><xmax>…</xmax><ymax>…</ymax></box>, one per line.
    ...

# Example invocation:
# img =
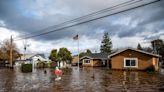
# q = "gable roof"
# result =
<box><xmin>80</xmin><ymin>53</ymin><xmax>108</xmax><ymax>60</ymax></box>
<box><xmin>17</xmin><ymin>53</ymin><xmax>46</xmax><ymax>60</ymax></box>
<box><xmin>30</xmin><ymin>54</ymin><xmax>45</xmax><ymax>59</ymax></box>
<box><xmin>108</xmin><ymin>48</ymin><xmax>160</xmax><ymax>58</ymax></box>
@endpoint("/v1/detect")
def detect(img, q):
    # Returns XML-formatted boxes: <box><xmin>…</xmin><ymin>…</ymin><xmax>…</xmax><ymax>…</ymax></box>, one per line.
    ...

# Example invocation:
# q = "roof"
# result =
<box><xmin>17</xmin><ymin>53</ymin><xmax>46</xmax><ymax>60</ymax></box>
<box><xmin>108</xmin><ymin>48</ymin><xmax>160</xmax><ymax>58</ymax></box>
<box><xmin>80</xmin><ymin>53</ymin><xmax>108</xmax><ymax>60</ymax></box>
<box><xmin>31</xmin><ymin>54</ymin><xmax>45</xmax><ymax>58</ymax></box>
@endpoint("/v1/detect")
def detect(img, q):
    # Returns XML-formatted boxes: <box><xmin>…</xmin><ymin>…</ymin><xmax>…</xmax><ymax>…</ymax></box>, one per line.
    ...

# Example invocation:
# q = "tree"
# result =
<box><xmin>49</xmin><ymin>48</ymin><xmax>72</xmax><ymax>68</ymax></box>
<box><xmin>86</xmin><ymin>49</ymin><xmax>92</xmax><ymax>54</ymax></box>
<box><xmin>143</xmin><ymin>47</ymin><xmax>153</xmax><ymax>53</ymax></box>
<box><xmin>151</xmin><ymin>39</ymin><xmax>163</xmax><ymax>54</ymax></box>
<box><xmin>49</xmin><ymin>49</ymin><xmax>58</xmax><ymax>62</ymax></box>
<box><xmin>151</xmin><ymin>39</ymin><xmax>164</xmax><ymax>61</ymax></box>
<box><xmin>58</xmin><ymin>48</ymin><xmax>72</xmax><ymax>65</ymax></box>
<box><xmin>79</xmin><ymin>52</ymin><xmax>86</xmax><ymax>58</ymax></box>
<box><xmin>137</xmin><ymin>43</ymin><xmax>142</xmax><ymax>50</ymax></box>
<box><xmin>100</xmin><ymin>32</ymin><xmax>112</xmax><ymax>53</ymax></box>
<box><xmin>0</xmin><ymin>39</ymin><xmax>20</xmax><ymax>63</ymax></box>
<box><xmin>79</xmin><ymin>49</ymin><xmax>92</xmax><ymax>58</ymax></box>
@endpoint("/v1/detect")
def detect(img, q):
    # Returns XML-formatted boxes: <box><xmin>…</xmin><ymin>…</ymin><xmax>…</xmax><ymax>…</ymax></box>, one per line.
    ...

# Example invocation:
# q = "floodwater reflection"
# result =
<box><xmin>0</xmin><ymin>67</ymin><xmax>164</xmax><ymax>92</ymax></box>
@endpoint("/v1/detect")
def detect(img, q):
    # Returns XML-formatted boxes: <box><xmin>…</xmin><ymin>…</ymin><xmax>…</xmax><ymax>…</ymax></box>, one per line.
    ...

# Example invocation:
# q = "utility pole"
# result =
<box><xmin>23</xmin><ymin>39</ymin><xmax>30</xmax><ymax>61</ymax></box>
<box><xmin>10</xmin><ymin>35</ymin><xmax>13</xmax><ymax>68</ymax></box>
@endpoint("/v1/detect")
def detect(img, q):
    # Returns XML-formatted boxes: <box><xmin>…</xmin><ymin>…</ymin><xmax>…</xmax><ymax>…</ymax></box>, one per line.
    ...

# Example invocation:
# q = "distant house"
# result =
<box><xmin>72</xmin><ymin>55</ymin><xmax>79</xmax><ymax>66</ymax></box>
<box><xmin>109</xmin><ymin>48</ymin><xmax>160</xmax><ymax>71</ymax></box>
<box><xmin>80</xmin><ymin>53</ymin><xmax>109</xmax><ymax>67</ymax></box>
<box><xmin>16</xmin><ymin>54</ymin><xmax>48</xmax><ymax>67</ymax></box>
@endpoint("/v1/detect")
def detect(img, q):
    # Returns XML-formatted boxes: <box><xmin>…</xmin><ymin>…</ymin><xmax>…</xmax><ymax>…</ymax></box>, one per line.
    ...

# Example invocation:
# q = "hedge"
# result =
<box><xmin>21</xmin><ymin>63</ymin><xmax>32</xmax><ymax>73</ymax></box>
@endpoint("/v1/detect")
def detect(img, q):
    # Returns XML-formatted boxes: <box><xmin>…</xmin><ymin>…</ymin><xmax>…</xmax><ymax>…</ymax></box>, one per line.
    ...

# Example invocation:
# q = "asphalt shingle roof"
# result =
<box><xmin>83</xmin><ymin>53</ymin><xmax>108</xmax><ymax>59</ymax></box>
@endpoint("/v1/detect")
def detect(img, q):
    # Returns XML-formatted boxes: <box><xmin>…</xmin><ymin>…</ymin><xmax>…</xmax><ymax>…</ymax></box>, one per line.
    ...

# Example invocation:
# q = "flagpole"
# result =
<box><xmin>73</xmin><ymin>34</ymin><xmax>79</xmax><ymax>69</ymax></box>
<box><xmin>78</xmin><ymin>35</ymin><xmax>79</xmax><ymax>69</ymax></box>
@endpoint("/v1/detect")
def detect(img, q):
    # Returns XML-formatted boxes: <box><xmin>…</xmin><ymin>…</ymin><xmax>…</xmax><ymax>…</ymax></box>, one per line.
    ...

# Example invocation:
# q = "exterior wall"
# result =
<box><xmin>111</xmin><ymin>49</ymin><xmax>158</xmax><ymax>70</ymax></box>
<box><xmin>82</xmin><ymin>59</ymin><xmax>102</xmax><ymax>67</ymax></box>
<box><xmin>72</xmin><ymin>56</ymin><xmax>78</xmax><ymax>65</ymax></box>
<box><xmin>82</xmin><ymin>59</ymin><xmax>93</xmax><ymax>67</ymax></box>
<box><xmin>152</xmin><ymin>57</ymin><xmax>159</xmax><ymax>71</ymax></box>
<box><xmin>92</xmin><ymin>59</ymin><xmax>102</xmax><ymax>66</ymax></box>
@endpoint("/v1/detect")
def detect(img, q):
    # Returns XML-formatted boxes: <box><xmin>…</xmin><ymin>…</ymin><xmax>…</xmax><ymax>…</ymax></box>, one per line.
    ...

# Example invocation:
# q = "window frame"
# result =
<box><xmin>83</xmin><ymin>59</ymin><xmax>91</xmax><ymax>64</ymax></box>
<box><xmin>124</xmin><ymin>58</ymin><xmax>138</xmax><ymax>68</ymax></box>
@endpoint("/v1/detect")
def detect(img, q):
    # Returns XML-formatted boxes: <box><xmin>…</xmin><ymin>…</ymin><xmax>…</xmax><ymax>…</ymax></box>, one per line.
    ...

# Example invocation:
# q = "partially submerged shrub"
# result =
<box><xmin>21</xmin><ymin>63</ymin><xmax>32</xmax><ymax>73</ymax></box>
<box><xmin>37</xmin><ymin>62</ymin><xmax>48</xmax><ymax>68</ymax></box>
<box><xmin>146</xmin><ymin>65</ymin><xmax>155</xmax><ymax>73</ymax></box>
<box><xmin>49</xmin><ymin>61</ymin><xmax>56</xmax><ymax>69</ymax></box>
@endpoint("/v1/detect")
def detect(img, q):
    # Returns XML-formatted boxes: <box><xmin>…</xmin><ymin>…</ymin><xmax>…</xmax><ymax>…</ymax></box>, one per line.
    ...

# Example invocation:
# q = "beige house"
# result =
<box><xmin>72</xmin><ymin>55</ymin><xmax>79</xmax><ymax>66</ymax></box>
<box><xmin>80</xmin><ymin>53</ymin><xmax>108</xmax><ymax>67</ymax></box>
<box><xmin>109</xmin><ymin>48</ymin><xmax>160</xmax><ymax>71</ymax></box>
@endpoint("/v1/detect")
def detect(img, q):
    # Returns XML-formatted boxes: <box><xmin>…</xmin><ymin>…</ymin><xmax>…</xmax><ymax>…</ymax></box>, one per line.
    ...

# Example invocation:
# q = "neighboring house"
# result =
<box><xmin>72</xmin><ymin>55</ymin><xmax>79</xmax><ymax>66</ymax></box>
<box><xmin>80</xmin><ymin>53</ymin><xmax>109</xmax><ymax>67</ymax></box>
<box><xmin>109</xmin><ymin>48</ymin><xmax>160</xmax><ymax>71</ymax></box>
<box><xmin>16</xmin><ymin>54</ymin><xmax>34</xmax><ymax>65</ymax></box>
<box><xmin>30</xmin><ymin>54</ymin><xmax>48</xmax><ymax>68</ymax></box>
<box><xmin>16</xmin><ymin>54</ymin><xmax>48</xmax><ymax>67</ymax></box>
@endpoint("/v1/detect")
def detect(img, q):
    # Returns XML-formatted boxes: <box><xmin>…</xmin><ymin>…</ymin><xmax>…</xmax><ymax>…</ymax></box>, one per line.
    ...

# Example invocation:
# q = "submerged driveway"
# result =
<box><xmin>0</xmin><ymin>67</ymin><xmax>164</xmax><ymax>92</ymax></box>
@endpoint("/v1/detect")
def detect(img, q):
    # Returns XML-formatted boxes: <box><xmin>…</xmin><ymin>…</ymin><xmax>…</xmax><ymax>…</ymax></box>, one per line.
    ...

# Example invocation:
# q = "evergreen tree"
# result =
<box><xmin>137</xmin><ymin>43</ymin><xmax>142</xmax><ymax>50</ymax></box>
<box><xmin>100</xmin><ymin>32</ymin><xmax>112</xmax><ymax>53</ymax></box>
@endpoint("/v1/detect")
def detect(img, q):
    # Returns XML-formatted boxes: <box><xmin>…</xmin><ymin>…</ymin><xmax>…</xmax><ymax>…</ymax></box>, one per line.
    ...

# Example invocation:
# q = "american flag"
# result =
<box><xmin>73</xmin><ymin>34</ymin><xmax>78</xmax><ymax>40</ymax></box>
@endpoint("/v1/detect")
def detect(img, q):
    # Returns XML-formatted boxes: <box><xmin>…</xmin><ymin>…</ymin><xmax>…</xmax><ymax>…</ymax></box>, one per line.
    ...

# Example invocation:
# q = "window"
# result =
<box><xmin>83</xmin><ymin>59</ymin><xmax>90</xmax><ymax>64</ymax></box>
<box><xmin>124</xmin><ymin>58</ymin><xmax>138</xmax><ymax>68</ymax></box>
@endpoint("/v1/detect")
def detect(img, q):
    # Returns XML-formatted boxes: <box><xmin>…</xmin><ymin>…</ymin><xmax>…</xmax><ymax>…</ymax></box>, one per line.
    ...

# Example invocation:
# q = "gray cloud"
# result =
<box><xmin>0</xmin><ymin>0</ymin><xmax>164</xmax><ymax>43</ymax></box>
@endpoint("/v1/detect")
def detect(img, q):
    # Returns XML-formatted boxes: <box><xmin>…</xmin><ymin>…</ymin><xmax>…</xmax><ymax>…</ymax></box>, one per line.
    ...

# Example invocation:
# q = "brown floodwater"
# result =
<box><xmin>0</xmin><ymin>67</ymin><xmax>164</xmax><ymax>92</ymax></box>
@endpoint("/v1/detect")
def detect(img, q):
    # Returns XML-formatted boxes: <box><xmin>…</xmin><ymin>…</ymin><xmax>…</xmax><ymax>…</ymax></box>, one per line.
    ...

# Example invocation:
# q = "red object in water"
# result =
<box><xmin>54</xmin><ymin>69</ymin><xmax>62</xmax><ymax>75</ymax></box>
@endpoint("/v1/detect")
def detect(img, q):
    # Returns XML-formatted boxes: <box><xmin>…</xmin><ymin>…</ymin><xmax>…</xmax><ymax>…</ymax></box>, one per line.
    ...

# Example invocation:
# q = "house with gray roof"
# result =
<box><xmin>108</xmin><ymin>48</ymin><xmax>160</xmax><ymax>71</ymax></box>
<box><xmin>80</xmin><ymin>53</ymin><xmax>109</xmax><ymax>67</ymax></box>
<box><xmin>15</xmin><ymin>54</ymin><xmax>48</xmax><ymax>67</ymax></box>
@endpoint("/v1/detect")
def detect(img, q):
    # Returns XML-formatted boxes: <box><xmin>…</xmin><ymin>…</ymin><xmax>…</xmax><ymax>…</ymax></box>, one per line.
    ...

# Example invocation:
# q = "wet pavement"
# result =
<box><xmin>0</xmin><ymin>67</ymin><xmax>164</xmax><ymax>92</ymax></box>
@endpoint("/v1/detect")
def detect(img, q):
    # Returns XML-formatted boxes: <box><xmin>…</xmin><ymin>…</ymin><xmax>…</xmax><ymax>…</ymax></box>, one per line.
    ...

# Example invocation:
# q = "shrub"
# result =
<box><xmin>21</xmin><ymin>63</ymin><xmax>32</xmax><ymax>73</ymax></box>
<box><xmin>49</xmin><ymin>61</ymin><xmax>56</xmax><ymax>68</ymax></box>
<box><xmin>36</xmin><ymin>62</ymin><xmax>48</xmax><ymax>68</ymax></box>
<box><xmin>146</xmin><ymin>65</ymin><xmax>155</xmax><ymax>72</ymax></box>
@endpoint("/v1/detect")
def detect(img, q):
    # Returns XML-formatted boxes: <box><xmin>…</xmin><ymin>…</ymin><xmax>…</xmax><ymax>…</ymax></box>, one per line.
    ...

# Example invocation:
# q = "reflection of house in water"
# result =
<box><xmin>15</xmin><ymin>54</ymin><xmax>49</xmax><ymax>68</ymax></box>
<box><xmin>122</xmin><ymin>71</ymin><xmax>140</xmax><ymax>91</ymax></box>
<box><xmin>123</xmin><ymin>71</ymin><xmax>139</xmax><ymax>84</ymax></box>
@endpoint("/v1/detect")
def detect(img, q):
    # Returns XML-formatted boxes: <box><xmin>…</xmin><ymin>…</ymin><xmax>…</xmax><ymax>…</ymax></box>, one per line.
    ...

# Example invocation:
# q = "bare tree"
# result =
<box><xmin>0</xmin><ymin>39</ymin><xmax>20</xmax><ymax>63</ymax></box>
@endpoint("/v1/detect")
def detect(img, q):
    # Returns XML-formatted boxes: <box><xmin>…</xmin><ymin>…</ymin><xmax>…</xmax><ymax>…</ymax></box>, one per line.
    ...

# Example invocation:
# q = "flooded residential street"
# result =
<box><xmin>0</xmin><ymin>67</ymin><xmax>164</xmax><ymax>92</ymax></box>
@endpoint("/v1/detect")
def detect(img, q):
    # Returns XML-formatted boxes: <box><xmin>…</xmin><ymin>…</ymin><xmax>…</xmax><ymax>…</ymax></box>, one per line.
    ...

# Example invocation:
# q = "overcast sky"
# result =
<box><xmin>0</xmin><ymin>0</ymin><xmax>164</xmax><ymax>55</ymax></box>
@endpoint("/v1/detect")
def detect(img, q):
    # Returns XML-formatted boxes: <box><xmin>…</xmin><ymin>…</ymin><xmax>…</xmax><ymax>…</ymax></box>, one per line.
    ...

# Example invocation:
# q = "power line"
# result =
<box><xmin>14</xmin><ymin>0</ymin><xmax>161</xmax><ymax>41</ymax></box>
<box><xmin>14</xmin><ymin>0</ymin><xmax>147</xmax><ymax>40</ymax></box>
<box><xmin>15</xmin><ymin>0</ymin><xmax>137</xmax><ymax>39</ymax></box>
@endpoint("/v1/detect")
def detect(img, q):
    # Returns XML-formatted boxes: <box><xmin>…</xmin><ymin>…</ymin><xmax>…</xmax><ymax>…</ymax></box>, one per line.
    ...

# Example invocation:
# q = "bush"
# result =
<box><xmin>48</xmin><ymin>61</ymin><xmax>56</xmax><ymax>68</ymax></box>
<box><xmin>21</xmin><ymin>63</ymin><xmax>32</xmax><ymax>73</ymax></box>
<box><xmin>36</xmin><ymin>62</ymin><xmax>48</xmax><ymax>68</ymax></box>
<box><xmin>146</xmin><ymin>65</ymin><xmax>155</xmax><ymax>72</ymax></box>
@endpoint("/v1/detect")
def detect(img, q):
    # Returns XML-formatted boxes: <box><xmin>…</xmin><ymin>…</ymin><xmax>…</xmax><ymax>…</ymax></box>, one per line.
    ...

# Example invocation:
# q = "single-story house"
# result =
<box><xmin>108</xmin><ymin>48</ymin><xmax>160</xmax><ymax>71</ymax></box>
<box><xmin>80</xmin><ymin>53</ymin><xmax>109</xmax><ymax>67</ymax></box>
<box><xmin>15</xmin><ymin>54</ymin><xmax>49</xmax><ymax>68</ymax></box>
<box><xmin>72</xmin><ymin>55</ymin><xmax>79</xmax><ymax>66</ymax></box>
